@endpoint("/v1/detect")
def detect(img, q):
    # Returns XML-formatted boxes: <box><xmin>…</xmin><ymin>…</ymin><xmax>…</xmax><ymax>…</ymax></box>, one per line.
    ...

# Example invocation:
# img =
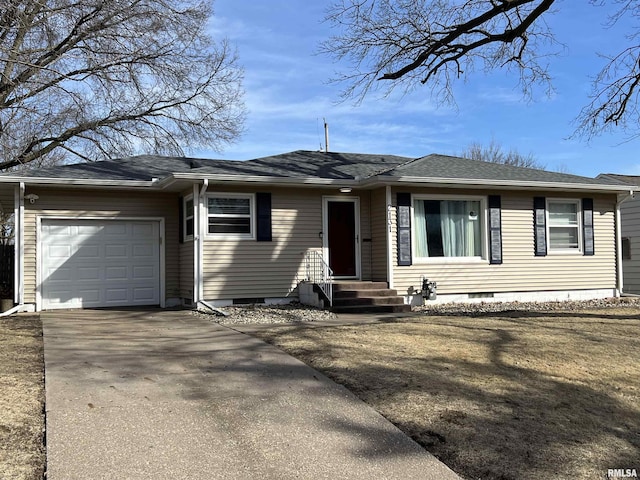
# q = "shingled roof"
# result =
<box><xmin>597</xmin><ymin>173</ymin><xmax>640</xmax><ymax>187</ymax></box>
<box><xmin>384</xmin><ymin>154</ymin><xmax>629</xmax><ymax>186</ymax></box>
<box><xmin>0</xmin><ymin>150</ymin><xmax>632</xmax><ymax>191</ymax></box>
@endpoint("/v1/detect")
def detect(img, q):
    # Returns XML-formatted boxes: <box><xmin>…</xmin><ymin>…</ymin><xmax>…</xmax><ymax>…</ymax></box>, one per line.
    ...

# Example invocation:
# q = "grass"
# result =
<box><xmin>252</xmin><ymin>308</ymin><xmax>640</xmax><ymax>480</ymax></box>
<box><xmin>2</xmin><ymin>308</ymin><xmax>639</xmax><ymax>479</ymax></box>
<box><xmin>0</xmin><ymin>315</ymin><xmax>45</xmax><ymax>480</ymax></box>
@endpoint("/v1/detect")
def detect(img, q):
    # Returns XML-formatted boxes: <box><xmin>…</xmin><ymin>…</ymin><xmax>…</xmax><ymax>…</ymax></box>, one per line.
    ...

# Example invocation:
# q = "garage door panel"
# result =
<box><xmin>76</xmin><ymin>288</ymin><xmax>101</xmax><ymax>303</ymax></box>
<box><xmin>48</xmin><ymin>267</ymin><xmax>72</xmax><ymax>281</ymax></box>
<box><xmin>133</xmin><ymin>287</ymin><xmax>157</xmax><ymax>302</ymax></box>
<box><xmin>105</xmin><ymin>244</ymin><xmax>128</xmax><ymax>257</ymax></box>
<box><xmin>105</xmin><ymin>266</ymin><xmax>128</xmax><ymax>280</ymax></box>
<box><xmin>133</xmin><ymin>265</ymin><xmax>155</xmax><ymax>279</ymax></box>
<box><xmin>132</xmin><ymin>245</ymin><xmax>154</xmax><ymax>257</ymax></box>
<box><xmin>49</xmin><ymin>245</ymin><xmax>72</xmax><ymax>259</ymax></box>
<box><xmin>105</xmin><ymin>288</ymin><xmax>128</xmax><ymax>303</ymax></box>
<box><xmin>42</xmin><ymin>220</ymin><xmax>161</xmax><ymax>310</ymax></box>
<box><xmin>133</xmin><ymin>223</ymin><xmax>154</xmax><ymax>236</ymax></box>
<box><xmin>78</xmin><ymin>225</ymin><xmax>103</xmax><ymax>235</ymax></box>
<box><xmin>76</xmin><ymin>244</ymin><xmax>101</xmax><ymax>259</ymax></box>
<box><xmin>104</xmin><ymin>223</ymin><xmax>127</xmax><ymax>235</ymax></box>
<box><xmin>77</xmin><ymin>266</ymin><xmax>101</xmax><ymax>280</ymax></box>
<box><xmin>46</xmin><ymin>225</ymin><xmax>73</xmax><ymax>236</ymax></box>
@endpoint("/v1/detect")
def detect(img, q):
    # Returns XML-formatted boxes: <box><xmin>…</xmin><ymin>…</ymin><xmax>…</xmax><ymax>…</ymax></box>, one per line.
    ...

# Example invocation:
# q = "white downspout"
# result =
<box><xmin>616</xmin><ymin>190</ymin><xmax>634</xmax><ymax>296</ymax></box>
<box><xmin>192</xmin><ymin>183</ymin><xmax>200</xmax><ymax>305</ymax></box>
<box><xmin>193</xmin><ymin>180</ymin><xmax>226</xmax><ymax>315</ymax></box>
<box><xmin>198</xmin><ymin>179</ymin><xmax>208</xmax><ymax>305</ymax></box>
<box><xmin>15</xmin><ymin>183</ymin><xmax>24</xmax><ymax>305</ymax></box>
<box><xmin>386</xmin><ymin>186</ymin><xmax>394</xmax><ymax>290</ymax></box>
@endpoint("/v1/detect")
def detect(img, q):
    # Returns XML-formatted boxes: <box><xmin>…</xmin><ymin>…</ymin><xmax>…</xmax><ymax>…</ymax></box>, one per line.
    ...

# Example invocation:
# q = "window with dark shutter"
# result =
<box><xmin>207</xmin><ymin>194</ymin><xmax>252</xmax><ymax>238</ymax></box>
<box><xmin>179</xmin><ymin>196</ymin><xmax>184</xmax><ymax>244</ymax></box>
<box><xmin>488</xmin><ymin>195</ymin><xmax>503</xmax><ymax>264</ymax></box>
<box><xmin>256</xmin><ymin>192</ymin><xmax>272</xmax><ymax>242</ymax></box>
<box><xmin>582</xmin><ymin>198</ymin><xmax>594</xmax><ymax>256</ymax></box>
<box><xmin>397</xmin><ymin>193</ymin><xmax>412</xmax><ymax>266</ymax></box>
<box><xmin>534</xmin><ymin>197</ymin><xmax>547</xmax><ymax>256</ymax></box>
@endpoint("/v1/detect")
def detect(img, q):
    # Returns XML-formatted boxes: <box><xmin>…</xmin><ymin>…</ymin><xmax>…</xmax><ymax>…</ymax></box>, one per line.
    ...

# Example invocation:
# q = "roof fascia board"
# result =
<box><xmin>0</xmin><ymin>176</ymin><xmax>157</xmax><ymax>188</ymax></box>
<box><xmin>0</xmin><ymin>172</ymin><xmax>631</xmax><ymax>194</ymax></box>
<box><xmin>361</xmin><ymin>175</ymin><xmax>637</xmax><ymax>193</ymax></box>
<box><xmin>158</xmin><ymin>173</ymin><xmax>350</xmax><ymax>189</ymax></box>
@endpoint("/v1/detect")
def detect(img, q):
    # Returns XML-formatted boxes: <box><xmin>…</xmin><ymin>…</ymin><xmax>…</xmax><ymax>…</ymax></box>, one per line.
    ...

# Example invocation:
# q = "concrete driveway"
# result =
<box><xmin>43</xmin><ymin>309</ymin><xmax>460</xmax><ymax>480</ymax></box>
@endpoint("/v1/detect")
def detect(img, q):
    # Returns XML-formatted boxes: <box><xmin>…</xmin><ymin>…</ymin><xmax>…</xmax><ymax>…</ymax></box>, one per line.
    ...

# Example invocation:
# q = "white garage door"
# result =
<box><xmin>41</xmin><ymin>219</ymin><xmax>161</xmax><ymax>310</ymax></box>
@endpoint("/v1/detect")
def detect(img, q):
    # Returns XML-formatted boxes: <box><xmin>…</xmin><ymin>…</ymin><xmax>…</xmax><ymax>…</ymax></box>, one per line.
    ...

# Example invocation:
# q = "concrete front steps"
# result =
<box><xmin>331</xmin><ymin>281</ymin><xmax>412</xmax><ymax>314</ymax></box>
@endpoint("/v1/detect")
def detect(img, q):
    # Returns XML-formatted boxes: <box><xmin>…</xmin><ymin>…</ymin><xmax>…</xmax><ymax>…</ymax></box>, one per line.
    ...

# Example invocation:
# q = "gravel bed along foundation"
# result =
<box><xmin>415</xmin><ymin>296</ymin><xmax>640</xmax><ymax>315</ymax></box>
<box><xmin>195</xmin><ymin>296</ymin><xmax>640</xmax><ymax>324</ymax></box>
<box><xmin>195</xmin><ymin>302</ymin><xmax>337</xmax><ymax>325</ymax></box>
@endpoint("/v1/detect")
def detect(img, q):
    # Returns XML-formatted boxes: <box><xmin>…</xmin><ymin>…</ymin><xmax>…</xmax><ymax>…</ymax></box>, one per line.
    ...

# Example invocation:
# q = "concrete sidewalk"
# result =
<box><xmin>43</xmin><ymin>309</ymin><xmax>460</xmax><ymax>480</ymax></box>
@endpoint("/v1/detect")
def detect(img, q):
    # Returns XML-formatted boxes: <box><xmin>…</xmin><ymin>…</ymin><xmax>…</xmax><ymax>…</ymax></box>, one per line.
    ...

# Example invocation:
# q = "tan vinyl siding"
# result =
<box><xmin>23</xmin><ymin>188</ymin><xmax>180</xmax><ymax>304</ymax></box>
<box><xmin>370</xmin><ymin>188</ymin><xmax>388</xmax><ymax>282</ymax></box>
<box><xmin>391</xmin><ymin>188</ymin><xmax>617</xmax><ymax>296</ymax></box>
<box><xmin>621</xmin><ymin>196</ymin><xmax>640</xmax><ymax>293</ymax></box>
<box><xmin>179</xmin><ymin>242</ymin><xmax>194</xmax><ymax>301</ymax></box>
<box><xmin>202</xmin><ymin>187</ymin><xmax>323</xmax><ymax>300</ymax></box>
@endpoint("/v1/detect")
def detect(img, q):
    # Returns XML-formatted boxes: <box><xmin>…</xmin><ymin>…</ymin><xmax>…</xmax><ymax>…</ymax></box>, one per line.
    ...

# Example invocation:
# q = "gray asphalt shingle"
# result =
<box><xmin>1</xmin><ymin>150</ymin><xmax>627</xmax><ymax>188</ymax></box>
<box><xmin>385</xmin><ymin>154</ymin><xmax>629</xmax><ymax>186</ymax></box>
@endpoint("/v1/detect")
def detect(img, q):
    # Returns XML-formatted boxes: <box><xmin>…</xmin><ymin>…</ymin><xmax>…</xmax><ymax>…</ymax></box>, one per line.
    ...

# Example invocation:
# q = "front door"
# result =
<box><xmin>325</xmin><ymin>199</ymin><xmax>359</xmax><ymax>278</ymax></box>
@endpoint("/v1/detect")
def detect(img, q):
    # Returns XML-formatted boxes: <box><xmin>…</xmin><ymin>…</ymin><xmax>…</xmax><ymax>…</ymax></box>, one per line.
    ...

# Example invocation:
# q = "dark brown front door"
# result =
<box><xmin>327</xmin><ymin>200</ymin><xmax>356</xmax><ymax>277</ymax></box>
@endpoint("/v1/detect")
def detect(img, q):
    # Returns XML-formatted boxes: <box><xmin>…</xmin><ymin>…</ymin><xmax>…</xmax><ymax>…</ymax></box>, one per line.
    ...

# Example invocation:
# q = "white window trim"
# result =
<box><xmin>183</xmin><ymin>194</ymin><xmax>194</xmax><ymax>242</ymax></box>
<box><xmin>546</xmin><ymin>198</ymin><xmax>583</xmax><ymax>254</ymax></box>
<box><xmin>411</xmin><ymin>194</ymin><xmax>488</xmax><ymax>264</ymax></box>
<box><xmin>205</xmin><ymin>192</ymin><xmax>255</xmax><ymax>240</ymax></box>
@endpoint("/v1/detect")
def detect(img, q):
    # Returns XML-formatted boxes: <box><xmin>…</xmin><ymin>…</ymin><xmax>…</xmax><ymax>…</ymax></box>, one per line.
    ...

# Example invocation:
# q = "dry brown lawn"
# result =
<box><xmin>253</xmin><ymin>308</ymin><xmax>640</xmax><ymax>480</ymax></box>
<box><xmin>0</xmin><ymin>315</ymin><xmax>45</xmax><ymax>480</ymax></box>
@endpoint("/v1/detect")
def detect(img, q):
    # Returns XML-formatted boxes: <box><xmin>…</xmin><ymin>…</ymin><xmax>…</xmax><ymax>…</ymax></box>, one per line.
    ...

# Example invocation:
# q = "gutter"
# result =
<box><xmin>0</xmin><ymin>176</ymin><xmax>157</xmax><ymax>188</ymax></box>
<box><xmin>616</xmin><ymin>190</ymin><xmax>635</xmax><ymax>295</ymax></box>
<box><xmin>361</xmin><ymin>175</ymin><xmax>638</xmax><ymax>193</ymax></box>
<box><xmin>156</xmin><ymin>172</ymin><xmax>354</xmax><ymax>190</ymax></box>
<box><xmin>0</xmin><ymin>172</ymin><xmax>632</xmax><ymax>195</ymax></box>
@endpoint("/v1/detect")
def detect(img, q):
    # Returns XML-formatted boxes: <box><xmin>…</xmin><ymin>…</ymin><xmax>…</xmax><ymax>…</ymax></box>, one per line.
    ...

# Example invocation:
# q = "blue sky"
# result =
<box><xmin>203</xmin><ymin>1</ymin><xmax>639</xmax><ymax>178</ymax></box>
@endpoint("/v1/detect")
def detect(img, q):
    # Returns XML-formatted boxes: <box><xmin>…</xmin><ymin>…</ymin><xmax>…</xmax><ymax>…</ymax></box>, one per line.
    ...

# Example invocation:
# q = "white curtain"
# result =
<box><xmin>414</xmin><ymin>200</ymin><xmax>428</xmax><ymax>257</ymax></box>
<box><xmin>440</xmin><ymin>201</ymin><xmax>480</xmax><ymax>257</ymax></box>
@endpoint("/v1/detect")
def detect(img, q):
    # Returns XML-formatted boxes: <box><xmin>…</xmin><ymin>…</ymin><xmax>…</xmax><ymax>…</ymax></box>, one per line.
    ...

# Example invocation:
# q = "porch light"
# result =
<box><xmin>339</xmin><ymin>187</ymin><xmax>352</xmax><ymax>193</ymax></box>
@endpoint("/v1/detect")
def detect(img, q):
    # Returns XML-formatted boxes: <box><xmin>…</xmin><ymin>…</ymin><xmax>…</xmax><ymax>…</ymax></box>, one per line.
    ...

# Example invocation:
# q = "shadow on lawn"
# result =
<box><xmin>258</xmin><ymin>315</ymin><xmax>640</xmax><ymax>480</ymax></box>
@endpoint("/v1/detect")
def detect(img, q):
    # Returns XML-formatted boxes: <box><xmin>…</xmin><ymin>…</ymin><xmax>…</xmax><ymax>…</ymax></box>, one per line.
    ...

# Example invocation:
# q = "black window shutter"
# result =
<box><xmin>488</xmin><ymin>195</ymin><xmax>503</xmax><ymax>264</ymax></box>
<box><xmin>582</xmin><ymin>198</ymin><xmax>594</xmax><ymax>256</ymax></box>
<box><xmin>397</xmin><ymin>193</ymin><xmax>412</xmax><ymax>266</ymax></box>
<box><xmin>256</xmin><ymin>192</ymin><xmax>272</xmax><ymax>242</ymax></box>
<box><xmin>534</xmin><ymin>196</ymin><xmax>547</xmax><ymax>256</ymax></box>
<box><xmin>178</xmin><ymin>196</ymin><xmax>184</xmax><ymax>244</ymax></box>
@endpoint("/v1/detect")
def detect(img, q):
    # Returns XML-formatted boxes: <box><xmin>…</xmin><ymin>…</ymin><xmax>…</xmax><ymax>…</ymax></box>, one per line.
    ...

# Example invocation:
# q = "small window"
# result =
<box><xmin>547</xmin><ymin>199</ymin><xmax>581</xmax><ymax>252</ymax></box>
<box><xmin>184</xmin><ymin>196</ymin><xmax>194</xmax><ymax>240</ymax></box>
<box><xmin>622</xmin><ymin>237</ymin><xmax>631</xmax><ymax>260</ymax></box>
<box><xmin>413</xmin><ymin>197</ymin><xmax>484</xmax><ymax>259</ymax></box>
<box><xmin>207</xmin><ymin>194</ymin><xmax>253</xmax><ymax>238</ymax></box>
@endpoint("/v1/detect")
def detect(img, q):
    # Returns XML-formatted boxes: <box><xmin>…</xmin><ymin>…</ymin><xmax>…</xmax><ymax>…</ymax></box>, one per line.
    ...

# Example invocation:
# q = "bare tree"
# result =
<box><xmin>322</xmin><ymin>0</ymin><xmax>640</xmax><ymax>139</ymax></box>
<box><xmin>459</xmin><ymin>140</ymin><xmax>544</xmax><ymax>169</ymax></box>
<box><xmin>0</xmin><ymin>0</ymin><xmax>245</xmax><ymax>170</ymax></box>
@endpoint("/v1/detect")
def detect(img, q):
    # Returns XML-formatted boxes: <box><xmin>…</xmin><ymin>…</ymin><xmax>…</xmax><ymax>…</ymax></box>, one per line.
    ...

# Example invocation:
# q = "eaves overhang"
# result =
<box><xmin>0</xmin><ymin>172</ymin><xmax>633</xmax><ymax>195</ymax></box>
<box><xmin>0</xmin><ymin>175</ymin><xmax>159</xmax><ymax>189</ymax></box>
<box><xmin>157</xmin><ymin>173</ymin><xmax>357</xmax><ymax>189</ymax></box>
<box><xmin>362</xmin><ymin>175</ymin><xmax>638</xmax><ymax>193</ymax></box>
